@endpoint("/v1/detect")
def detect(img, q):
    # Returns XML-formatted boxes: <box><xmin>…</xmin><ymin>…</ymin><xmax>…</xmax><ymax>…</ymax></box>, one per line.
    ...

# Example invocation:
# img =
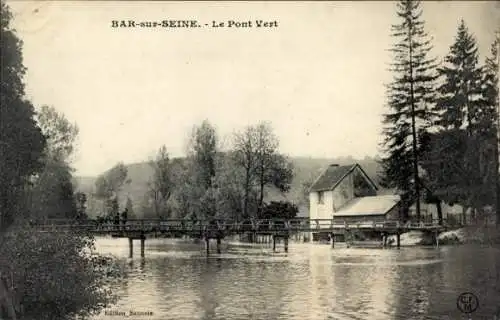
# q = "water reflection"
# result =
<box><xmin>92</xmin><ymin>238</ymin><xmax>500</xmax><ymax>320</ymax></box>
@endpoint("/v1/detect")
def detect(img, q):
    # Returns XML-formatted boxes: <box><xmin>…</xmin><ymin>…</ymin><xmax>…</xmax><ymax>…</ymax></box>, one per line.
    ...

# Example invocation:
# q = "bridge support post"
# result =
<box><xmin>284</xmin><ymin>236</ymin><xmax>289</xmax><ymax>253</ymax></box>
<box><xmin>128</xmin><ymin>238</ymin><xmax>133</xmax><ymax>258</ymax></box>
<box><xmin>435</xmin><ymin>230</ymin><xmax>439</xmax><ymax>249</ymax></box>
<box><xmin>216</xmin><ymin>237</ymin><xmax>221</xmax><ymax>254</ymax></box>
<box><xmin>396</xmin><ymin>232</ymin><xmax>401</xmax><ymax>249</ymax></box>
<box><xmin>205</xmin><ymin>237</ymin><xmax>210</xmax><ymax>256</ymax></box>
<box><xmin>140</xmin><ymin>236</ymin><xmax>145</xmax><ymax>258</ymax></box>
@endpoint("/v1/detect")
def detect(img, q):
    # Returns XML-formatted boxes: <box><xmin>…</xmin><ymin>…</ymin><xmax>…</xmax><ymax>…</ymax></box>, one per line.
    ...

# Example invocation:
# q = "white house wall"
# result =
<box><xmin>309</xmin><ymin>192</ymin><xmax>318</xmax><ymax>219</ymax></box>
<box><xmin>309</xmin><ymin>191</ymin><xmax>334</xmax><ymax>220</ymax></box>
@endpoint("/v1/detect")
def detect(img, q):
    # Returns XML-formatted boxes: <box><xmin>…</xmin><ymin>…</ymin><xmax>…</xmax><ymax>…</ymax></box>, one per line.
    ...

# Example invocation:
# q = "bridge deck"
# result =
<box><xmin>33</xmin><ymin>218</ymin><xmax>448</xmax><ymax>236</ymax></box>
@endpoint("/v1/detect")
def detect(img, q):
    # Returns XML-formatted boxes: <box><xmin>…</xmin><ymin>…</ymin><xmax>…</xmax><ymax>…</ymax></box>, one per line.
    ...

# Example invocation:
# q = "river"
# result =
<box><xmin>90</xmin><ymin>237</ymin><xmax>500</xmax><ymax>320</ymax></box>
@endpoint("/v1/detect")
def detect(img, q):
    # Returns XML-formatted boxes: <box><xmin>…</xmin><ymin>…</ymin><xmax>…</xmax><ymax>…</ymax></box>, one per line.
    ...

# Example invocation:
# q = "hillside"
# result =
<box><xmin>74</xmin><ymin>156</ymin><xmax>382</xmax><ymax>217</ymax></box>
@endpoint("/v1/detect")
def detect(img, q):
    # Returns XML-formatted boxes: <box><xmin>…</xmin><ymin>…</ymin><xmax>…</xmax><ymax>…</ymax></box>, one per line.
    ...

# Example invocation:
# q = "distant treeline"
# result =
<box><xmin>78</xmin><ymin>155</ymin><xmax>382</xmax><ymax>221</ymax></box>
<box><xmin>89</xmin><ymin>121</ymin><xmax>299</xmax><ymax>221</ymax></box>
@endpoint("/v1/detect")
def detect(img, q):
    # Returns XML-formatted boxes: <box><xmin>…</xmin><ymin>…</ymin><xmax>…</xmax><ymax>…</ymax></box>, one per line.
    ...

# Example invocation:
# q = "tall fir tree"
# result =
<box><xmin>435</xmin><ymin>20</ymin><xmax>488</xmax><ymax>133</ymax></box>
<box><xmin>429</xmin><ymin>21</ymin><xmax>497</xmax><ymax>214</ymax></box>
<box><xmin>484</xmin><ymin>31</ymin><xmax>500</xmax><ymax>224</ymax></box>
<box><xmin>380</xmin><ymin>0</ymin><xmax>438</xmax><ymax>220</ymax></box>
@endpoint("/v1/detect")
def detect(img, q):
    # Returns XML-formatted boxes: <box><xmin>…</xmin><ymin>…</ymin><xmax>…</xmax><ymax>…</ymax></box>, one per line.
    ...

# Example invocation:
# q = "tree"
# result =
<box><xmin>266</xmin><ymin>154</ymin><xmax>294</xmax><ymax>193</ymax></box>
<box><xmin>36</xmin><ymin>105</ymin><xmax>79</xmax><ymax>162</ymax></box>
<box><xmin>254</xmin><ymin>123</ymin><xmax>294</xmax><ymax>215</ymax></box>
<box><xmin>233</xmin><ymin>123</ymin><xmax>293</xmax><ymax>220</ymax></box>
<box><xmin>0</xmin><ymin>2</ymin><xmax>46</xmax><ymax>230</ymax></box>
<box><xmin>186</xmin><ymin>120</ymin><xmax>218</xmax><ymax>220</ymax></box>
<box><xmin>169</xmin><ymin>159</ymin><xmax>194</xmax><ymax>220</ymax></box>
<box><xmin>125</xmin><ymin>196</ymin><xmax>136</xmax><ymax>219</ymax></box>
<box><xmin>380</xmin><ymin>0</ymin><xmax>438</xmax><ymax>221</ymax></box>
<box><xmin>485</xmin><ymin>31</ymin><xmax>500</xmax><ymax>224</ymax></box>
<box><xmin>258</xmin><ymin>201</ymin><xmax>298</xmax><ymax>220</ymax></box>
<box><xmin>190</xmin><ymin>120</ymin><xmax>217</xmax><ymax>190</ymax></box>
<box><xmin>139</xmin><ymin>193</ymin><xmax>155</xmax><ymax>219</ymax></box>
<box><xmin>435</xmin><ymin>21</ymin><xmax>487</xmax><ymax>132</ymax></box>
<box><xmin>233</xmin><ymin>126</ymin><xmax>259</xmax><ymax>220</ymax></box>
<box><xmin>423</xmin><ymin>22</ymin><xmax>497</xmax><ymax>218</ymax></box>
<box><xmin>28</xmin><ymin>158</ymin><xmax>78</xmax><ymax>220</ymax></box>
<box><xmin>211</xmin><ymin>154</ymin><xmax>245</xmax><ymax>220</ymax></box>
<box><xmin>147</xmin><ymin>145</ymin><xmax>174</xmax><ymax>218</ymax></box>
<box><xmin>300</xmin><ymin>180</ymin><xmax>314</xmax><ymax>211</ymax></box>
<box><xmin>96</xmin><ymin>162</ymin><xmax>129</xmax><ymax>197</ymax></box>
<box><xmin>0</xmin><ymin>4</ymin><xmax>119</xmax><ymax>320</ymax></box>
<box><xmin>28</xmin><ymin>106</ymin><xmax>79</xmax><ymax>220</ymax></box>
<box><xmin>75</xmin><ymin>192</ymin><xmax>88</xmax><ymax>220</ymax></box>
<box><xmin>108</xmin><ymin>197</ymin><xmax>119</xmax><ymax>220</ymax></box>
<box><xmin>94</xmin><ymin>162</ymin><xmax>129</xmax><ymax>216</ymax></box>
<box><xmin>255</xmin><ymin>122</ymin><xmax>279</xmax><ymax>214</ymax></box>
<box><xmin>0</xmin><ymin>224</ymin><xmax>123</xmax><ymax>320</ymax></box>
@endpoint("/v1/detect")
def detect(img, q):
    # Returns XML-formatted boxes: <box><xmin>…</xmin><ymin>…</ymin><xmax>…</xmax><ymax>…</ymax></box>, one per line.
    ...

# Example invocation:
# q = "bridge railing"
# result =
<box><xmin>33</xmin><ymin>218</ymin><xmax>444</xmax><ymax>233</ymax></box>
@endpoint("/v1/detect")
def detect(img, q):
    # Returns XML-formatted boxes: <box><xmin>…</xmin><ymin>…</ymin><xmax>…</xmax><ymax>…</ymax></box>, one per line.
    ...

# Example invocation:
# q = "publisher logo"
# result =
<box><xmin>457</xmin><ymin>292</ymin><xmax>479</xmax><ymax>314</ymax></box>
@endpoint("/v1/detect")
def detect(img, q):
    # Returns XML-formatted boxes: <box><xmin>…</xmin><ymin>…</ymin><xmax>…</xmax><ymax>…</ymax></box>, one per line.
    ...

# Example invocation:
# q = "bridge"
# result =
<box><xmin>34</xmin><ymin>218</ymin><xmax>449</xmax><ymax>257</ymax></box>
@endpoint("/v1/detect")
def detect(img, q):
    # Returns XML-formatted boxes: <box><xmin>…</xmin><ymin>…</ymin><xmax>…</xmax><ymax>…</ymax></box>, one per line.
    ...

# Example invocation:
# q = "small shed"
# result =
<box><xmin>333</xmin><ymin>195</ymin><xmax>401</xmax><ymax>224</ymax></box>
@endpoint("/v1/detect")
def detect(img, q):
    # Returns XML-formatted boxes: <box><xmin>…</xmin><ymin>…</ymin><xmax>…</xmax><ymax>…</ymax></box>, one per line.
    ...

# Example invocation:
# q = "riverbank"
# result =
<box><xmin>386</xmin><ymin>225</ymin><xmax>500</xmax><ymax>247</ymax></box>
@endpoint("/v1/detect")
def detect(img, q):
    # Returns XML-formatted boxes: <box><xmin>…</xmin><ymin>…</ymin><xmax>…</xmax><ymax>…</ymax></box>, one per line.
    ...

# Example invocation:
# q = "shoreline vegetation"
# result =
<box><xmin>1</xmin><ymin>3</ymin><xmax>124</xmax><ymax>319</ymax></box>
<box><xmin>385</xmin><ymin>225</ymin><xmax>500</xmax><ymax>247</ymax></box>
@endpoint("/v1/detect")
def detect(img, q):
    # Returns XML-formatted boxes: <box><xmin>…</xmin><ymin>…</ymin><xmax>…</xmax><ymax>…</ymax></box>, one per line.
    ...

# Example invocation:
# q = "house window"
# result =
<box><xmin>318</xmin><ymin>191</ymin><xmax>324</xmax><ymax>204</ymax></box>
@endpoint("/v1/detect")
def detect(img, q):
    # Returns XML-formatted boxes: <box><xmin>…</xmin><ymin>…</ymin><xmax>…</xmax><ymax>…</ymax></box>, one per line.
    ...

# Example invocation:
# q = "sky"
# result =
<box><xmin>6</xmin><ymin>1</ymin><xmax>500</xmax><ymax>176</ymax></box>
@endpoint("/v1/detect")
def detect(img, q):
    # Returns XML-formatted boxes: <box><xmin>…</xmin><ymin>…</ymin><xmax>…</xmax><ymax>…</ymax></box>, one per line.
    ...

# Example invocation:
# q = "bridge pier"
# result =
<box><xmin>396</xmin><ymin>232</ymin><xmax>401</xmax><ymax>249</ymax></box>
<box><xmin>140</xmin><ymin>236</ymin><xmax>145</xmax><ymax>258</ymax></box>
<box><xmin>216</xmin><ymin>237</ymin><xmax>221</xmax><ymax>254</ymax></box>
<box><xmin>205</xmin><ymin>237</ymin><xmax>210</xmax><ymax>255</ymax></box>
<box><xmin>128</xmin><ymin>237</ymin><xmax>133</xmax><ymax>258</ymax></box>
<box><xmin>435</xmin><ymin>229</ymin><xmax>439</xmax><ymax>248</ymax></box>
<box><xmin>203</xmin><ymin>235</ymin><xmax>223</xmax><ymax>256</ymax></box>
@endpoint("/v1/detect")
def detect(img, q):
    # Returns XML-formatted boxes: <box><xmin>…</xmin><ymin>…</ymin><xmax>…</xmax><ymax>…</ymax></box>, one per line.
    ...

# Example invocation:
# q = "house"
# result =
<box><xmin>308</xmin><ymin>163</ymin><xmax>401</xmax><ymax>241</ymax></box>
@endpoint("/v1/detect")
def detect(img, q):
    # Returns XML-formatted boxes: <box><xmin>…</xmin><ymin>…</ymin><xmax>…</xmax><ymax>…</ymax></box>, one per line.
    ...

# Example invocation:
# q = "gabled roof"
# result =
<box><xmin>309</xmin><ymin>164</ymin><xmax>354</xmax><ymax>192</ymax></box>
<box><xmin>309</xmin><ymin>163</ymin><xmax>377</xmax><ymax>193</ymax></box>
<box><xmin>334</xmin><ymin>195</ymin><xmax>401</xmax><ymax>217</ymax></box>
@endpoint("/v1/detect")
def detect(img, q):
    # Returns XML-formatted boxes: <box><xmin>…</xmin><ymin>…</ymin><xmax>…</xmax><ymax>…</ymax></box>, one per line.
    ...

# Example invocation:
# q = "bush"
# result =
<box><xmin>0</xmin><ymin>223</ymin><xmax>123</xmax><ymax>320</ymax></box>
<box><xmin>438</xmin><ymin>233</ymin><xmax>463</xmax><ymax>245</ymax></box>
<box><xmin>258</xmin><ymin>201</ymin><xmax>298</xmax><ymax>220</ymax></box>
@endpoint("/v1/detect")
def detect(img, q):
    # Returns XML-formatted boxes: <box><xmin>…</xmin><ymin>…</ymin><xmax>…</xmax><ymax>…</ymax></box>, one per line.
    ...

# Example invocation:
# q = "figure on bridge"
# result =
<box><xmin>113</xmin><ymin>211</ymin><xmax>120</xmax><ymax>229</ymax></box>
